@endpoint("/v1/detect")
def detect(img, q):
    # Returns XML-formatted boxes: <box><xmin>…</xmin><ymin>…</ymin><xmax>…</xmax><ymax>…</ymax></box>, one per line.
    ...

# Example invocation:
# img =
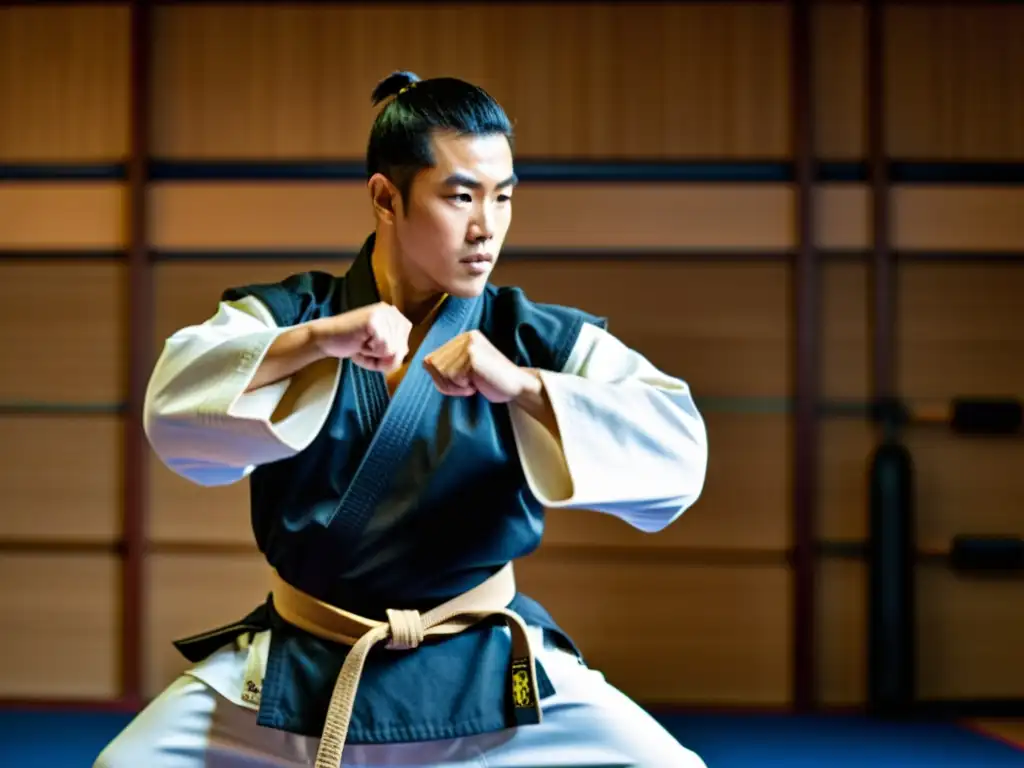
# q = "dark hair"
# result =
<box><xmin>366</xmin><ymin>71</ymin><xmax>514</xmax><ymax>203</ymax></box>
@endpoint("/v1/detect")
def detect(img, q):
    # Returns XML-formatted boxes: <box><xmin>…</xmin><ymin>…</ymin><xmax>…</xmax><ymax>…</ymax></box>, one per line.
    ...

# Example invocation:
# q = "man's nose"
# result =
<box><xmin>468</xmin><ymin>208</ymin><xmax>494</xmax><ymax>243</ymax></box>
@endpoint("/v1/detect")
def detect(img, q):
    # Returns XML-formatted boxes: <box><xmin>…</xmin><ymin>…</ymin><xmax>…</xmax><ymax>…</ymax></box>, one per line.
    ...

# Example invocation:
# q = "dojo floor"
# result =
<box><xmin>3</xmin><ymin>709</ymin><xmax>1023</xmax><ymax>766</ymax></box>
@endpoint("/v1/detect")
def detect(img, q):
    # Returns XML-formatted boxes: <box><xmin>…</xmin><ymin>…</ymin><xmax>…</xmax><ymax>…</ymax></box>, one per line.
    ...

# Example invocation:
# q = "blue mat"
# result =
<box><xmin>664</xmin><ymin>713</ymin><xmax>1024</xmax><ymax>767</ymax></box>
<box><xmin>1</xmin><ymin>710</ymin><xmax>1022</xmax><ymax>766</ymax></box>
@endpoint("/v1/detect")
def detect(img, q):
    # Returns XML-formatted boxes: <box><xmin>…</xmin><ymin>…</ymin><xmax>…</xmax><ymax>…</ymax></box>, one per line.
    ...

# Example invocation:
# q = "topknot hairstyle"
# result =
<box><xmin>366</xmin><ymin>71</ymin><xmax>514</xmax><ymax>203</ymax></box>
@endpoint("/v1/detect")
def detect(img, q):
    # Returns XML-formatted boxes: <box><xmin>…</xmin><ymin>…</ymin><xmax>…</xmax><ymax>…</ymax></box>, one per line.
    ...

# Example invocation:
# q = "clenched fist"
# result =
<box><xmin>311</xmin><ymin>302</ymin><xmax>412</xmax><ymax>373</ymax></box>
<box><xmin>422</xmin><ymin>331</ymin><xmax>540</xmax><ymax>403</ymax></box>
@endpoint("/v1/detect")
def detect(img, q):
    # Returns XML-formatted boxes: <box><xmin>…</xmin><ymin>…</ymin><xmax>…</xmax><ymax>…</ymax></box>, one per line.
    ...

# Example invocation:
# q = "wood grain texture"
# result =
<box><xmin>818</xmin><ymin>558</ymin><xmax>1024</xmax><ymax>703</ymax></box>
<box><xmin>898</xmin><ymin>263</ymin><xmax>1024</xmax><ymax>401</ymax></box>
<box><xmin>0</xmin><ymin>261</ymin><xmax>125</xmax><ymax>404</ymax></box>
<box><xmin>887</xmin><ymin>4</ymin><xmax>1024</xmax><ymax>160</ymax></box>
<box><xmin>0</xmin><ymin>415</ymin><xmax>121</xmax><ymax>543</ymax></box>
<box><xmin>151</xmin><ymin>3</ymin><xmax>790</xmax><ymax>159</ymax></box>
<box><xmin>0</xmin><ymin>184</ymin><xmax>126</xmax><ymax>250</ymax></box>
<box><xmin>0</xmin><ymin>4</ymin><xmax>129</xmax><ymax>161</ymax></box>
<box><xmin>0</xmin><ymin>553</ymin><xmax>119</xmax><ymax>698</ymax></box>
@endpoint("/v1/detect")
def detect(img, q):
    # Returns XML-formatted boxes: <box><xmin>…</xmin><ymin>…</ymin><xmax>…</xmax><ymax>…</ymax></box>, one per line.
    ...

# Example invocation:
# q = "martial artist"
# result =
<box><xmin>95</xmin><ymin>71</ymin><xmax>709</xmax><ymax>767</ymax></box>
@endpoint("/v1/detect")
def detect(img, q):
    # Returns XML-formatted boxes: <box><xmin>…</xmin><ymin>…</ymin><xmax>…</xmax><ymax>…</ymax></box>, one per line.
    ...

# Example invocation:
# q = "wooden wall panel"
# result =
<box><xmin>817</xmin><ymin>2</ymin><xmax>1024</xmax><ymax>160</ymax></box>
<box><xmin>148</xmin><ymin>182</ymin><xmax>795</xmax><ymax>252</ymax></box>
<box><xmin>0</xmin><ymin>184</ymin><xmax>125</xmax><ymax>250</ymax></box>
<box><xmin>0</xmin><ymin>415</ymin><xmax>121</xmax><ymax>543</ymax></box>
<box><xmin>151</xmin><ymin>3</ymin><xmax>790</xmax><ymax>159</ymax></box>
<box><xmin>818</xmin><ymin>185</ymin><xmax>870</xmax><ymax>251</ymax></box>
<box><xmin>150</xmin><ymin>460</ymin><xmax>251</xmax><ymax>547</ymax></box>
<box><xmin>817</xmin><ymin>417</ymin><xmax>1024</xmax><ymax>552</ymax></box>
<box><xmin>149</xmin><ymin>182</ymin><xmax>368</xmax><ymax>249</ymax></box>
<box><xmin>822</xmin><ymin>261</ymin><xmax>869</xmax><ymax>401</ymax></box>
<box><xmin>817</xmin><ymin>557</ymin><xmax>865</xmax><ymax>705</ymax></box>
<box><xmin>0</xmin><ymin>261</ymin><xmax>124</xmax><ymax>404</ymax></box>
<box><xmin>887</xmin><ymin>4</ymin><xmax>1024</xmax><ymax>160</ymax></box>
<box><xmin>508</xmin><ymin>184</ymin><xmax>793</xmax><ymax>251</ymax></box>
<box><xmin>918</xmin><ymin>564</ymin><xmax>1024</xmax><ymax>700</ymax></box>
<box><xmin>516</xmin><ymin>551</ymin><xmax>792</xmax><ymax>704</ymax></box>
<box><xmin>149</xmin><ymin>183</ymin><xmax>368</xmax><ymax>251</ymax></box>
<box><xmin>813</xmin><ymin>1</ymin><xmax>864</xmax><ymax>159</ymax></box>
<box><xmin>818</xmin><ymin>419</ymin><xmax>873</xmax><ymax>544</ymax></box>
<box><xmin>898</xmin><ymin>264</ymin><xmax>1024</xmax><ymax>401</ymax></box>
<box><xmin>0</xmin><ymin>553</ymin><xmax>119</xmax><ymax>698</ymax></box>
<box><xmin>0</xmin><ymin>5</ymin><xmax>129</xmax><ymax>162</ymax></box>
<box><xmin>893</xmin><ymin>188</ymin><xmax>1024</xmax><ymax>253</ymax></box>
<box><xmin>907</xmin><ymin>430</ymin><xmax>1024</xmax><ymax>552</ymax></box>
<box><xmin>492</xmin><ymin>260</ymin><xmax>791</xmax><ymax>398</ymax></box>
<box><xmin>818</xmin><ymin>560</ymin><xmax>1024</xmax><ymax>704</ymax></box>
<box><xmin>145</xmin><ymin>552</ymin><xmax>271</xmax><ymax>698</ymax></box>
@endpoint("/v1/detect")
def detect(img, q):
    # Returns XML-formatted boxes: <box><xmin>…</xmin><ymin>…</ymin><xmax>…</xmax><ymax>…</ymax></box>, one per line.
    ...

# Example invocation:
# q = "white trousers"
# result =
<box><xmin>94</xmin><ymin>630</ymin><xmax>705</xmax><ymax>768</ymax></box>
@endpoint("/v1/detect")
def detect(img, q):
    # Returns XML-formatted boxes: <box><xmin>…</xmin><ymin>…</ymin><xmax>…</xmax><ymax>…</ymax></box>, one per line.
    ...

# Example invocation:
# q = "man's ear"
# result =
<box><xmin>368</xmin><ymin>173</ymin><xmax>399</xmax><ymax>224</ymax></box>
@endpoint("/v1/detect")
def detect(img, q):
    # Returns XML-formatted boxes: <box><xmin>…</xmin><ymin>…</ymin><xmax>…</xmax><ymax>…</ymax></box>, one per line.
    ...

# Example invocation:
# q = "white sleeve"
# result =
<box><xmin>508</xmin><ymin>323</ymin><xmax>708</xmax><ymax>533</ymax></box>
<box><xmin>144</xmin><ymin>295</ymin><xmax>342</xmax><ymax>487</ymax></box>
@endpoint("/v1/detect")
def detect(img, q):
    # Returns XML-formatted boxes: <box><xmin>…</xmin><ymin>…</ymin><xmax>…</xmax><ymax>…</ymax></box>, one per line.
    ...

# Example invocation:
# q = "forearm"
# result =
<box><xmin>510</xmin><ymin>368</ymin><xmax>573</xmax><ymax>502</ymax></box>
<box><xmin>512</xmin><ymin>368</ymin><xmax>560</xmax><ymax>441</ymax></box>
<box><xmin>246</xmin><ymin>321</ymin><xmax>329</xmax><ymax>392</ymax></box>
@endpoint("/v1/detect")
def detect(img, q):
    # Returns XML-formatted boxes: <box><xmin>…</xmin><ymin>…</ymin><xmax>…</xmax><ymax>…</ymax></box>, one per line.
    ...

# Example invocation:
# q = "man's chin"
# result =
<box><xmin>443</xmin><ymin>272</ymin><xmax>491</xmax><ymax>299</ymax></box>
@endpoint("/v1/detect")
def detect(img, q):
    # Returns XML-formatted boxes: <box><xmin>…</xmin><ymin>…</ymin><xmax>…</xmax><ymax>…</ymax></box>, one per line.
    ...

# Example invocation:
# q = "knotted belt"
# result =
<box><xmin>269</xmin><ymin>563</ymin><xmax>542</xmax><ymax>768</ymax></box>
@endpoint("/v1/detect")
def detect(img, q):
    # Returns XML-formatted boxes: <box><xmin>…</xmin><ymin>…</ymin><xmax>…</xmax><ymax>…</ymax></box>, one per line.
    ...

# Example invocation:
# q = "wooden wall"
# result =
<box><xmin>1</xmin><ymin>0</ymin><xmax>1023</xmax><ymax>711</ymax></box>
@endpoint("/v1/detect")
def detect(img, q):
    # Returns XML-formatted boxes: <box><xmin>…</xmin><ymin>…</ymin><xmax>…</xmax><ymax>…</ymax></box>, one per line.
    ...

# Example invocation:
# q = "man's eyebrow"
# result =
<box><xmin>442</xmin><ymin>173</ymin><xmax>519</xmax><ymax>189</ymax></box>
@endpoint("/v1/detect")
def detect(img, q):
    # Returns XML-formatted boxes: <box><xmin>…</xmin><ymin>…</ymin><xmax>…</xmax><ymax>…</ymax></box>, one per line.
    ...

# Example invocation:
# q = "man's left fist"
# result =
<box><xmin>423</xmin><ymin>331</ymin><xmax>539</xmax><ymax>403</ymax></box>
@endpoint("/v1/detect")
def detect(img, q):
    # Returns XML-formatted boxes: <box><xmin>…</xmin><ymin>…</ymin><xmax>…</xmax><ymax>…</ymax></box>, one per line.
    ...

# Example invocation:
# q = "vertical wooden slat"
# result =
<box><xmin>122</xmin><ymin>0</ymin><xmax>152</xmax><ymax>708</ymax></box>
<box><xmin>868</xmin><ymin>0</ymin><xmax>893</xmax><ymax>399</ymax></box>
<box><xmin>791</xmin><ymin>0</ymin><xmax>819</xmax><ymax>712</ymax></box>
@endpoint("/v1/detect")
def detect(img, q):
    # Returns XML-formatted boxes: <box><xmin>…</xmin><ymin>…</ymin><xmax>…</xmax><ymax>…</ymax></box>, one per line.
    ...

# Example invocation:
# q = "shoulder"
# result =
<box><xmin>221</xmin><ymin>270</ymin><xmax>344</xmax><ymax>328</ymax></box>
<box><xmin>481</xmin><ymin>284</ymin><xmax>608</xmax><ymax>372</ymax></box>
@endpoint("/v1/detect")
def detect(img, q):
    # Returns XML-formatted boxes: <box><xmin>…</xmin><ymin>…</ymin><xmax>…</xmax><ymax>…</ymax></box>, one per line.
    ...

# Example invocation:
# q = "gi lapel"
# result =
<box><xmin>340</xmin><ymin>237</ymin><xmax>391</xmax><ymax>440</ymax></box>
<box><xmin>329</xmin><ymin>249</ymin><xmax>484</xmax><ymax>545</ymax></box>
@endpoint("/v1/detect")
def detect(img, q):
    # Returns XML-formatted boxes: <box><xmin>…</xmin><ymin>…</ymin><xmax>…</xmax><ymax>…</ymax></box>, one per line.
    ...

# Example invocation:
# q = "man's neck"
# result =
<box><xmin>370</xmin><ymin>231</ymin><xmax>445</xmax><ymax>326</ymax></box>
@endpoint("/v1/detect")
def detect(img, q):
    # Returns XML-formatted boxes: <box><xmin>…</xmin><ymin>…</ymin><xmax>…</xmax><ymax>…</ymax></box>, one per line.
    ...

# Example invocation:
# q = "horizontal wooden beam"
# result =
<box><xmin>0</xmin><ymin>536</ymin><xmax>968</xmax><ymax>565</ymax></box>
<box><xmin>5</xmin><ymin>248</ymin><xmax>1024</xmax><ymax>264</ymax></box>
<box><xmin>4</xmin><ymin>160</ymin><xmax>1024</xmax><ymax>184</ymax></box>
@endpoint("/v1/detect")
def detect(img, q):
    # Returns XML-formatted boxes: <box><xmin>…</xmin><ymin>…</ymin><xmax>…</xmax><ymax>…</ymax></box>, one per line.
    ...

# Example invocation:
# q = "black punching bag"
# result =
<box><xmin>867</xmin><ymin>438</ymin><xmax>916</xmax><ymax>717</ymax></box>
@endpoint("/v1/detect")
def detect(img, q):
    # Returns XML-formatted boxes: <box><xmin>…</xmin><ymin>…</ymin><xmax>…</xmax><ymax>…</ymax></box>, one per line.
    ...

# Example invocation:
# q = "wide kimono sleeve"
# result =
<box><xmin>144</xmin><ymin>294</ymin><xmax>341</xmax><ymax>487</ymax></box>
<box><xmin>508</xmin><ymin>322</ymin><xmax>708</xmax><ymax>533</ymax></box>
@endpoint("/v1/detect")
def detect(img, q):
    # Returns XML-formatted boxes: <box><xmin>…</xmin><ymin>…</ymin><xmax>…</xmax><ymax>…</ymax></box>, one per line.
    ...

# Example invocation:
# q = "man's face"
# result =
<box><xmin>393</xmin><ymin>130</ymin><xmax>516</xmax><ymax>298</ymax></box>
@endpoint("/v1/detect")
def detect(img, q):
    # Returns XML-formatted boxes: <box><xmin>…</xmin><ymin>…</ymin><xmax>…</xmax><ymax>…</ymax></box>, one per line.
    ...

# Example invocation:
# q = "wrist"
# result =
<box><xmin>513</xmin><ymin>368</ymin><xmax>546</xmax><ymax>413</ymax></box>
<box><xmin>248</xmin><ymin>321</ymin><xmax>329</xmax><ymax>391</ymax></box>
<box><xmin>518</xmin><ymin>367</ymin><xmax>543</xmax><ymax>396</ymax></box>
<box><xmin>303</xmin><ymin>319</ymin><xmax>334</xmax><ymax>360</ymax></box>
<box><xmin>512</xmin><ymin>368</ymin><xmax>561</xmax><ymax>439</ymax></box>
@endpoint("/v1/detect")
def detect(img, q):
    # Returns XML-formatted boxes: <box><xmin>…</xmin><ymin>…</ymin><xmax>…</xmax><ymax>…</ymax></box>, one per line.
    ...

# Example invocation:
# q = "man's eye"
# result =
<box><xmin>448</xmin><ymin>193</ymin><xmax>472</xmax><ymax>203</ymax></box>
<box><xmin>497</xmin><ymin>194</ymin><xmax>512</xmax><ymax>203</ymax></box>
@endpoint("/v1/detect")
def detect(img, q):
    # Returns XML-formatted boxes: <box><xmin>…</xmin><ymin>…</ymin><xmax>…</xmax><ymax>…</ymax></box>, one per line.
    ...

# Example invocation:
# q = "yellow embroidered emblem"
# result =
<box><xmin>511</xmin><ymin>660</ymin><xmax>534</xmax><ymax>708</ymax></box>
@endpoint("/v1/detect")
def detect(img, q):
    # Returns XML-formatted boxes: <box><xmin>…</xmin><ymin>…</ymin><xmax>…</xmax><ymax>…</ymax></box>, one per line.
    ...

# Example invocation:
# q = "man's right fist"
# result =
<box><xmin>311</xmin><ymin>302</ymin><xmax>412</xmax><ymax>373</ymax></box>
